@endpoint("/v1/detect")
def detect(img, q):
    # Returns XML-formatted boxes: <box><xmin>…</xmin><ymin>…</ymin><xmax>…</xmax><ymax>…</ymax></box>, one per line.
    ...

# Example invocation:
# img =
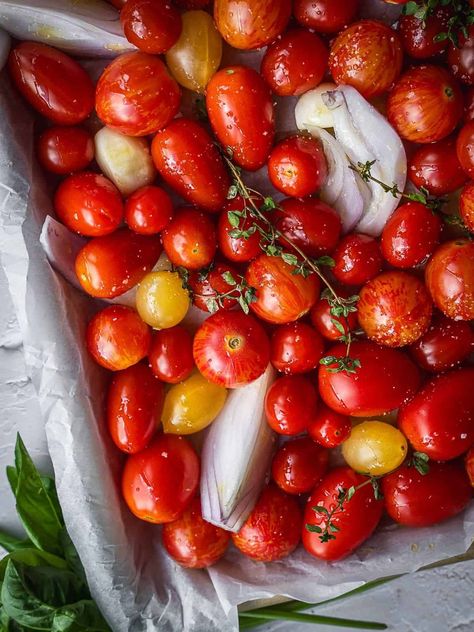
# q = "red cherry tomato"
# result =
<box><xmin>217</xmin><ymin>196</ymin><xmax>264</xmax><ymax>263</ymax></box>
<box><xmin>448</xmin><ymin>25</ymin><xmax>474</xmax><ymax>86</ymax></box>
<box><xmin>124</xmin><ymin>186</ymin><xmax>173</xmax><ymax>235</ymax></box>
<box><xmin>265</xmin><ymin>375</ymin><xmax>318</xmax><ymax>435</ymax></box>
<box><xmin>96</xmin><ymin>52</ymin><xmax>180</xmax><ymax>136</ymax></box>
<box><xmin>464</xmin><ymin>87</ymin><xmax>474</xmax><ymax>122</ymax></box>
<box><xmin>460</xmin><ymin>181</ymin><xmax>474</xmax><ymax>232</ymax></box>
<box><xmin>271</xmin><ymin>437</ymin><xmax>329</xmax><ymax>495</ymax></box>
<box><xmin>122</xmin><ymin>434</ymin><xmax>200</xmax><ymax>523</ymax></box>
<box><xmin>175</xmin><ymin>0</ymin><xmax>209</xmax><ymax>7</ymax></box>
<box><xmin>293</xmin><ymin>0</ymin><xmax>359</xmax><ymax>34</ymax></box>
<box><xmin>87</xmin><ymin>305</ymin><xmax>151</xmax><ymax>371</ymax></box>
<box><xmin>270</xmin><ymin>321</ymin><xmax>324</xmax><ymax>375</ymax></box>
<box><xmin>310</xmin><ymin>290</ymin><xmax>359</xmax><ymax>342</ymax></box>
<box><xmin>8</xmin><ymin>42</ymin><xmax>94</xmax><ymax>125</ymax></box>
<box><xmin>189</xmin><ymin>262</ymin><xmax>242</xmax><ymax>312</ymax></box>
<box><xmin>408</xmin><ymin>137</ymin><xmax>467</xmax><ymax>197</ymax></box>
<box><xmin>466</xmin><ymin>448</ymin><xmax>474</xmax><ymax>486</ymax></box>
<box><xmin>151</xmin><ymin>118</ymin><xmax>230</xmax><ymax>213</ymax></box>
<box><xmin>148</xmin><ymin>326</ymin><xmax>194</xmax><ymax>384</ymax></box>
<box><xmin>162</xmin><ymin>497</ymin><xmax>230</xmax><ymax>568</ymax></box>
<box><xmin>398</xmin><ymin>7</ymin><xmax>452</xmax><ymax>59</ymax></box>
<box><xmin>307</xmin><ymin>404</ymin><xmax>352</xmax><ymax>448</ymax></box>
<box><xmin>303</xmin><ymin>467</ymin><xmax>384</xmax><ymax>561</ymax></box>
<box><xmin>206</xmin><ymin>66</ymin><xmax>275</xmax><ymax>171</ymax></box>
<box><xmin>332</xmin><ymin>233</ymin><xmax>383</xmax><ymax>286</ymax></box>
<box><xmin>37</xmin><ymin>127</ymin><xmax>94</xmax><ymax>175</ymax></box>
<box><xmin>232</xmin><ymin>485</ymin><xmax>302</xmax><ymax>562</ymax></box>
<box><xmin>120</xmin><ymin>0</ymin><xmax>182</xmax><ymax>54</ymax></box>
<box><xmin>456</xmin><ymin>120</ymin><xmax>474</xmax><ymax>177</ymax></box>
<box><xmin>161</xmin><ymin>207</ymin><xmax>216</xmax><ymax>270</ymax></box>
<box><xmin>319</xmin><ymin>341</ymin><xmax>420</xmax><ymax>417</ymax></box>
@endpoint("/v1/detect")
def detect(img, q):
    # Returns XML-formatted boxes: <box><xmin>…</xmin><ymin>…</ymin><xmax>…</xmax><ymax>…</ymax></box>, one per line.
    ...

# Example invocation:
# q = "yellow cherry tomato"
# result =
<box><xmin>165</xmin><ymin>10</ymin><xmax>223</xmax><ymax>93</ymax></box>
<box><xmin>162</xmin><ymin>372</ymin><xmax>227</xmax><ymax>435</ymax></box>
<box><xmin>342</xmin><ymin>420</ymin><xmax>408</xmax><ymax>476</ymax></box>
<box><xmin>136</xmin><ymin>271</ymin><xmax>190</xmax><ymax>329</ymax></box>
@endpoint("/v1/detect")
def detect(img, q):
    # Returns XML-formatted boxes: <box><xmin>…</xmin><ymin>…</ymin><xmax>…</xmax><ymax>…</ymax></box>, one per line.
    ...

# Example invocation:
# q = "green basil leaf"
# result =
<box><xmin>0</xmin><ymin>550</ymin><xmax>67</xmax><ymax>583</ymax></box>
<box><xmin>0</xmin><ymin>532</ymin><xmax>31</xmax><ymax>554</ymax></box>
<box><xmin>59</xmin><ymin>530</ymin><xmax>86</xmax><ymax>585</ymax></box>
<box><xmin>6</xmin><ymin>468</ymin><xmax>18</xmax><ymax>497</ymax></box>
<box><xmin>51</xmin><ymin>601</ymin><xmax>110</xmax><ymax>632</ymax></box>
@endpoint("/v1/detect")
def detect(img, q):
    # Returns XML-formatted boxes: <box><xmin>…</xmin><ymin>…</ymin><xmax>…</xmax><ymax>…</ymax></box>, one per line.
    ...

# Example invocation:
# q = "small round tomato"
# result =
<box><xmin>246</xmin><ymin>255</ymin><xmax>320</xmax><ymax>324</ymax></box>
<box><xmin>466</xmin><ymin>448</ymin><xmax>474</xmax><ymax>486</ymax></box>
<box><xmin>189</xmin><ymin>263</ymin><xmax>241</xmax><ymax>312</ymax></box>
<box><xmin>448</xmin><ymin>25</ymin><xmax>474</xmax><ymax>85</ymax></box>
<box><xmin>124</xmin><ymin>186</ymin><xmax>173</xmax><ymax>235</ymax></box>
<box><xmin>294</xmin><ymin>0</ymin><xmax>359</xmax><ymax>34</ymax></box>
<box><xmin>162</xmin><ymin>498</ymin><xmax>230</xmax><ymax>568</ymax></box>
<box><xmin>329</xmin><ymin>20</ymin><xmax>403</xmax><ymax>98</ymax></box>
<box><xmin>37</xmin><ymin>127</ymin><xmax>94</xmax><ymax>175</ymax></box>
<box><xmin>193</xmin><ymin>311</ymin><xmax>270</xmax><ymax>388</ymax></box>
<box><xmin>332</xmin><ymin>234</ymin><xmax>383</xmax><ymax>286</ymax></box>
<box><xmin>408</xmin><ymin>137</ymin><xmax>467</xmax><ymax>196</ymax></box>
<box><xmin>398</xmin><ymin>7</ymin><xmax>452</xmax><ymax>59</ymax></box>
<box><xmin>465</xmin><ymin>87</ymin><xmax>474</xmax><ymax>122</ymax></box>
<box><xmin>175</xmin><ymin>0</ymin><xmax>209</xmax><ymax>7</ymax></box>
<box><xmin>307</xmin><ymin>404</ymin><xmax>351</xmax><ymax>448</ymax></box>
<box><xmin>161</xmin><ymin>207</ymin><xmax>216</xmax><ymax>270</ymax></box>
<box><xmin>456</xmin><ymin>120</ymin><xmax>474</xmax><ymax>177</ymax></box>
<box><xmin>387</xmin><ymin>65</ymin><xmax>463</xmax><ymax>144</ymax></box>
<box><xmin>310</xmin><ymin>289</ymin><xmax>359</xmax><ymax>342</ymax></box>
<box><xmin>122</xmin><ymin>434</ymin><xmax>199</xmax><ymax>523</ymax></box>
<box><xmin>148</xmin><ymin>325</ymin><xmax>194</xmax><ymax>384</ymax></box>
<box><xmin>87</xmin><ymin>305</ymin><xmax>151</xmax><ymax>371</ymax></box>
<box><xmin>267</xmin><ymin>136</ymin><xmax>328</xmax><ymax>198</ymax></box>
<box><xmin>96</xmin><ymin>52</ymin><xmax>180</xmax><ymax>136</ymax></box>
<box><xmin>265</xmin><ymin>375</ymin><xmax>318</xmax><ymax>435</ymax></box>
<box><xmin>218</xmin><ymin>196</ymin><xmax>264</xmax><ymax>263</ymax></box>
<box><xmin>120</xmin><ymin>0</ymin><xmax>182</xmax><ymax>54</ymax></box>
<box><xmin>136</xmin><ymin>271</ymin><xmax>190</xmax><ymax>330</ymax></box>
<box><xmin>272</xmin><ymin>437</ymin><xmax>329</xmax><ymax>495</ymax></box>
<box><xmin>270</xmin><ymin>322</ymin><xmax>324</xmax><ymax>375</ymax></box>
<box><xmin>460</xmin><ymin>181</ymin><xmax>474</xmax><ymax>232</ymax></box>
<box><xmin>232</xmin><ymin>485</ymin><xmax>302</xmax><ymax>562</ymax></box>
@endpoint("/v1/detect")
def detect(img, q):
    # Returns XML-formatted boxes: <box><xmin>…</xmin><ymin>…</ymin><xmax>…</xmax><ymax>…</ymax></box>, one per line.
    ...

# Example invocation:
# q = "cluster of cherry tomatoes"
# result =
<box><xmin>6</xmin><ymin>0</ymin><xmax>474</xmax><ymax>568</ymax></box>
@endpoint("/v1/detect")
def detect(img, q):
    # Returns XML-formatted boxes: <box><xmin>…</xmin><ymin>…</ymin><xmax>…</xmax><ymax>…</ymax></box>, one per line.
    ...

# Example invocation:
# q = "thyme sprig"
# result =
<box><xmin>403</xmin><ymin>0</ymin><xmax>474</xmax><ymax>47</ymax></box>
<box><xmin>197</xmin><ymin>269</ymin><xmax>257</xmax><ymax>315</ymax></box>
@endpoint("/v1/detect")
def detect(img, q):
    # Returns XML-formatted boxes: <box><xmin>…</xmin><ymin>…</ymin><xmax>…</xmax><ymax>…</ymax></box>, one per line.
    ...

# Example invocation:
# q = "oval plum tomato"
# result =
<box><xmin>398</xmin><ymin>367</ymin><xmax>474</xmax><ymax>461</ymax></box>
<box><xmin>218</xmin><ymin>196</ymin><xmax>263</xmax><ymax>263</ymax></box>
<box><xmin>214</xmin><ymin>0</ymin><xmax>291</xmax><ymax>50</ymax></box>
<box><xmin>448</xmin><ymin>25</ymin><xmax>474</xmax><ymax>85</ymax></box>
<box><xmin>303</xmin><ymin>467</ymin><xmax>384</xmax><ymax>562</ymax></box>
<box><xmin>151</xmin><ymin>118</ymin><xmax>230</xmax><ymax>212</ymax></box>
<box><xmin>460</xmin><ymin>181</ymin><xmax>474</xmax><ymax>232</ymax></box>
<box><xmin>37</xmin><ymin>127</ymin><xmax>94</xmax><ymax>175</ymax></box>
<box><xmin>54</xmin><ymin>172</ymin><xmax>123</xmax><ymax>238</ymax></box>
<box><xmin>382</xmin><ymin>462</ymin><xmax>472</xmax><ymax>527</ymax></box>
<box><xmin>387</xmin><ymin>65</ymin><xmax>463</xmax><ymax>144</ymax></box>
<box><xmin>162</xmin><ymin>498</ymin><xmax>230</xmax><ymax>568</ymax></box>
<box><xmin>86</xmin><ymin>305</ymin><xmax>151</xmax><ymax>371</ymax></box>
<box><xmin>332</xmin><ymin>234</ymin><xmax>383</xmax><ymax>286</ymax></box>
<box><xmin>161</xmin><ymin>207</ymin><xmax>216</xmax><ymax>270</ymax></box>
<box><xmin>206</xmin><ymin>66</ymin><xmax>275</xmax><ymax>171</ymax></box>
<box><xmin>124</xmin><ymin>186</ymin><xmax>173</xmax><ymax>235</ymax></box>
<box><xmin>456</xmin><ymin>120</ymin><xmax>474</xmax><ymax>178</ymax></box>
<box><xmin>329</xmin><ymin>20</ymin><xmax>403</xmax><ymax>99</ymax></box>
<box><xmin>188</xmin><ymin>262</ymin><xmax>241</xmax><ymax>312</ymax></box>
<box><xmin>357</xmin><ymin>271</ymin><xmax>433</xmax><ymax>347</ymax></box>
<box><xmin>148</xmin><ymin>325</ymin><xmax>194</xmax><ymax>384</ymax></box>
<box><xmin>120</xmin><ymin>0</ymin><xmax>182</xmax><ymax>54</ymax></box>
<box><xmin>107</xmin><ymin>363</ymin><xmax>164</xmax><ymax>454</ymax></box>
<box><xmin>267</xmin><ymin>136</ymin><xmax>328</xmax><ymax>198</ymax></box>
<box><xmin>270</xmin><ymin>321</ymin><xmax>324</xmax><ymax>375</ymax></box>
<box><xmin>398</xmin><ymin>7</ymin><xmax>452</xmax><ymax>59</ymax></box>
<box><xmin>246</xmin><ymin>255</ymin><xmax>320</xmax><ymax>324</ymax></box>
<box><xmin>75</xmin><ymin>229</ymin><xmax>162</xmax><ymax>299</ymax></box>
<box><xmin>96</xmin><ymin>52</ymin><xmax>180</xmax><ymax>136</ymax></box>
<box><xmin>271</xmin><ymin>437</ymin><xmax>329</xmax><ymax>495</ymax></box>
<box><xmin>232</xmin><ymin>484</ymin><xmax>302</xmax><ymax>562</ymax></box>
<box><xmin>310</xmin><ymin>290</ymin><xmax>359</xmax><ymax>342</ymax></box>
<box><xmin>307</xmin><ymin>404</ymin><xmax>352</xmax><ymax>448</ymax></box>
<box><xmin>136</xmin><ymin>271</ymin><xmax>190</xmax><ymax>330</ymax></box>
<box><xmin>466</xmin><ymin>448</ymin><xmax>474</xmax><ymax>486</ymax></box>
<box><xmin>408</xmin><ymin>137</ymin><xmax>467</xmax><ymax>196</ymax></box>
<box><xmin>319</xmin><ymin>340</ymin><xmax>420</xmax><ymax>417</ymax></box>
<box><xmin>294</xmin><ymin>0</ymin><xmax>359</xmax><ymax>34</ymax></box>
<box><xmin>261</xmin><ymin>29</ymin><xmax>328</xmax><ymax>97</ymax></box>
<box><xmin>425</xmin><ymin>239</ymin><xmax>474</xmax><ymax>321</ymax></box>
<box><xmin>8</xmin><ymin>42</ymin><xmax>94</xmax><ymax>125</ymax></box>
<box><xmin>265</xmin><ymin>375</ymin><xmax>318</xmax><ymax>435</ymax></box>
<box><xmin>122</xmin><ymin>434</ymin><xmax>199</xmax><ymax>523</ymax></box>
<box><xmin>193</xmin><ymin>310</ymin><xmax>270</xmax><ymax>388</ymax></box>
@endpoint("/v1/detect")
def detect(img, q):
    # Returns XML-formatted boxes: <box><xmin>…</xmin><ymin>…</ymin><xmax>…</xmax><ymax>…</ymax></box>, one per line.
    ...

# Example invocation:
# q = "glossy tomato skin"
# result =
<box><xmin>122</xmin><ymin>434</ymin><xmax>200</xmax><ymax>524</ymax></box>
<box><xmin>124</xmin><ymin>186</ymin><xmax>173</xmax><ymax>235</ymax></box>
<box><xmin>96</xmin><ymin>52</ymin><xmax>180</xmax><ymax>136</ymax></box>
<box><xmin>206</xmin><ymin>66</ymin><xmax>275</xmax><ymax>171</ymax></box>
<box><xmin>120</xmin><ymin>0</ymin><xmax>182</xmax><ymax>54</ymax></box>
<box><xmin>310</xmin><ymin>290</ymin><xmax>359</xmax><ymax>342</ymax></box>
<box><xmin>270</xmin><ymin>322</ymin><xmax>324</xmax><ymax>375</ymax></box>
<box><xmin>161</xmin><ymin>207</ymin><xmax>216</xmax><ymax>270</ymax></box>
<box><xmin>265</xmin><ymin>375</ymin><xmax>318</xmax><ymax>435</ymax></box>
<box><xmin>456</xmin><ymin>120</ymin><xmax>474</xmax><ymax>178</ymax></box>
<box><xmin>218</xmin><ymin>196</ymin><xmax>263</xmax><ymax>263</ymax></box>
<box><xmin>151</xmin><ymin>118</ymin><xmax>230</xmax><ymax>212</ymax></box>
<box><xmin>8</xmin><ymin>42</ymin><xmax>94</xmax><ymax>125</ymax></box>
<box><xmin>148</xmin><ymin>325</ymin><xmax>194</xmax><ymax>384</ymax></box>
<box><xmin>232</xmin><ymin>485</ymin><xmax>302</xmax><ymax>562</ymax></box>
<box><xmin>448</xmin><ymin>26</ymin><xmax>474</xmax><ymax>85</ymax></box>
<box><xmin>408</xmin><ymin>137</ymin><xmax>467</xmax><ymax>196</ymax></box>
<box><xmin>75</xmin><ymin>228</ymin><xmax>162</xmax><ymax>299</ymax></box>
<box><xmin>162</xmin><ymin>498</ymin><xmax>230</xmax><ymax>568</ymax></box>
<box><xmin>189</xmin><ymin>262</ymin><xmax>241</xmax><ymax>312</ymax></box>
<box><xmin>460</xmin><ymin>181</ymin><xmax>474</xmax><ymax>232</ymax></box>
<box><xmin>332</xmin><ymin>234</ymin><xmax>383</xmax><ymax>286</ymax></box>
<box><xmin>307</xmin><ymin>404</ymin><xmax>352</xmax><ymax>448</ymax></box>
<box><xmin>303</xmin><ymin>467</ymin><xmax>384</xmax><ymax>561</ymax></box>
<box><xmin>268</xmin><ymin>137</ymin><xmax>328</xmax><ymax>198</ymax></box>
<box><xmin>37</xmin><ymin>127</ymin><xmax>94</xmax><ymax>175</ymax></box>
<box><xmin>319</xmin><ymin>341</ymin><xmax>421</xmax><ymax>417</ymax></box>
<box><xmin>382</xmin><ymin>462</ymin><xmax>472</xmax><ymax>527</ymax></box>
<box><xmin>294</xmin><ymin>0</ymin><xmax>359</xmax><ymax>34</ymax></box>
<box><xmin>398</xmin><ymin>8</ymin><xmax>452</xmax><ymax>59</ymax></box>
<box><xmin>467</xmin><ymin>448</ymin><xmax>474</xmax><ymax>486</ymax></box>
<box><xmin>271</xmin><ymin>437</ymin><xmax>329</xmax><ymax>495</ymax></box>
<box><xmin>464</xmin><ymin>87</ymin><xmax>474</xmax><ymax>122</ymax></box>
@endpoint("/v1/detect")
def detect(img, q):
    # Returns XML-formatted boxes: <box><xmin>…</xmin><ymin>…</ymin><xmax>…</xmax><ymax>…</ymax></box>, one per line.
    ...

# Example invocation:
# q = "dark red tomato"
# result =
<box><xmin>271</xmin><ymin>437</ymin><xmax>329</xmax><ymax>495</ymax></box>
<box><xmin>294</xmin><ymin>0</ymin><xmax>359</xmax><ymax>34</ymax></box>
<box><xmin>120</xmin><ymin>0</ymin><xmax>182</xmax><ymax>54</ymax></box>
<box><xmin>387</xmin><ymin>65</ymin><xmax>463</xmax><ymax>144</ymax></box>
<box><xmin>107</xmin><ymin>363</ymin><xmax>164</xmax><ymax>454</ymax></box>
<box><xmin>303</xmin><ymin>467</ymin><xmax>384</xmax><ymax>561</ymax></box>
<box><xmin>37</xmin><ymin>127</ymin><xmax>94</xmax><ymax>175</ymax></box>
<box><xmin>75</xmin><ymin>228</ymin><xmax>162</xmax><ymax>299</ymax></box>
<box><xmin>265</xmin><ymin>375</ymin><xmax>318</xmax><ymax>435</ymax></box>
<box><xmin>261</xmin><ymin>29</ymin><xmax>328</xmax><ymax>97</ymax></box>
<box><xmin>460</xmin><ymin>181</ymin><xmax>474</xmax><ymax>232</ymax></box>
<box><xmin>246</xmin><ymin>255</ymin><xmax>320</xmax><ymax>324</ymax></box>
<box><xmin>408</xmin><ymin>138</ymin><xmax>467</xmax><ymax>197</ymax></box>
<box><xmin>267</xmin><ymin>136</ymin><xmax>328</xmax><ymax>198</ymax></box>
<box><xmin>456</xmin><ymin>120</ymin><xmax>474</xmax><ymax>177</ymax></box>
<box><xmin>148</xmin><ymin>325</ymin><xmax>194</xmax><ymax>384</ymax></box>
<box><xmin>398</xmin><ymin>7</ymin><xmax>452</xmax><ymax>59</ymax></box>
<box><xmin>276</xmin><ymin>198</ymin><xmax>341</xmax><ymax>257</ymax></box>
<box><xmin>310</xmin><ymin>290</ymin><xmax>359</xmax><ymax>342</ymax></box>
<box><xmin>307</xmin><ymin>404</ymin><xmax>352</xmax><ymax>448</ymax></box>
<box><xmin>466</xmin><ymin>448</ymin><xmax>474</xmax><ymax>486</ymax></box>
<box><xmin>189</xmin><ymin>262</ymin><xmax>241</xmax><ymax>312</ymax></box>
<box><xmin>319</xmin><ymin>341</ymin><xmax>420</xmax><ymax>417</ymax></box>
<box><xmin>232</xmin><ymin>484</ymin><xmax>302</xmax><ymax>562</ymax></box>
<box><xmin>270</xmin><ymin>321</ymin><xmax>324</xmax><ymax>375</ymax></box>
<box><xmin>124</xmin><ymin>186</ymin><xmax>173</xmax><ymax>235</ymax></box>
<box><xmin>332</xmin><ymin>234</ymin><xmax>382</xmax><ymax>286</ymax></box>
<box><xmin>8</xmin><ymin>42</ymin><xmax>94</xmax><ymax>125</ymax></box>
<box><xmin>162</xmin><ymin>497</ymin><xmax>230</xmax><ymax>568</ymax></box>
<box><xmin>193</xmin><ymin>310</ymin><xmax>270</xmax><ymax>388</ymax></box>
<box><xmin>107</xmin><ymin>0</ymin><xmax>126</xmax><ymax>8</ymax></box>
<box><xmin>96</xmin><ymin>52</ymin><xmax>180</xmax><ymax>137</ymax></box>
<box><xmin>382</xmin><ymin>462</ymin><xmax>472</xmax><ymax>527</ymax></box>
<box><xmin>151</xmin><ymin>118</ymin><xmax>230</xmax><ymax>213</ymax></box>
<box><xmin>465</xmin><ymin>86</ymin><xmax>474</xmax><ymax>122</ymax></box>
<box><xmin>329</xmin><ymin>20</ymin><xmax>403</xmax><ymax>98</ymax></box>
<box><xmin>206</xmin><ymin>66</ymin><xmax>274</xmax><ymax>171</ymax></box>
<box><xmin>175</xmin><ymin>0</ymin><xmax>209</xmax><ymax>7</ymax></box>
<box><xmin>122</xmin><ymin>434</ymin><xmax>199</xmax><ymax>523</ymax></box>
<box><xmin>161</xmin><ymin>207</ymin><xmax>216</xmax><ymax>270</ymax></box>
<box><xmin>54</xmin><ymin>172</ymin><xmax>123</xmax><ymax>237</ymax></box>
<box><xmin>87</xmin><ymin>305</ymin><xmax>151</xmax><ymax>371</ymax></box>
<box><xmin>218</xmin><ymin>196</ymin><xmax>264</xmax><ymax>263</ymax></box>
<box><xmin>448</xmin><ymin>25</ymin><xmax>474</xmax><ymax>85</ymax></box>
<box><xmin>425</xmin><ymin>239</ymin><xmax>474</xmax><ymax>321</ymax></box>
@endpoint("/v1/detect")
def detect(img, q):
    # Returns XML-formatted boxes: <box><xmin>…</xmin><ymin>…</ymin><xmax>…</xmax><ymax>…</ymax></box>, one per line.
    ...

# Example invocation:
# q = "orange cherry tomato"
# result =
<box><xmin>456</xmin><ymin>120</ymin><xmax>474</xmax><ymax>178</ymax></box>
<box><xmin>265</xmin><ymin>375</ymin><xmax>318</xmax><ymax>435</ymax></box>
<box><xmin>161</xmin><ymin>206</ymin><xmax>216</xmax><ymax>270</ymax></box>
<box><xmin>37</xmin><ymin>127</ymin><xmax>94</xmax><ymax>175</ymax></box>
<box><xmin>120</xmin><ymin>0</ymin><xmax>182</xmax><ymax>54</ymax></box>
<box><xmin>466</xmin><ymin>448</ymin><xmax>474</xmax><ymax>487</ymax></box>
<box><xmin>271</xmin><ymin>437</ymin><xmax>329</xmax><ymax>495</ymax></box>
<box><xmin>460</xmin><ymin>181</ymin><xmax>474</xmax><ymax>231</ymax></box>
<box><xmin>148</xmin><ymin>325</ymin><xmax>194</xmax><ymax>384</ymax></box>
<box><xmin>307</xmin><ymin>404</ymin><xmax>352</xmax><ymax>448</ymax></box>
<box><xmin>124</xmin><ymin>185</ymin><xmax>173</xmax><ymax>235</ymax></box>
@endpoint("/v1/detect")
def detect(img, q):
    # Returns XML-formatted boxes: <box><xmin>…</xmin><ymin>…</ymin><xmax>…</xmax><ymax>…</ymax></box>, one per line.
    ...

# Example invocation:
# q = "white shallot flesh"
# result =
<box><xmin>295</xmin><ymin>82</ymin><xmax>337</xmax><ymax>130</ymax></box>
